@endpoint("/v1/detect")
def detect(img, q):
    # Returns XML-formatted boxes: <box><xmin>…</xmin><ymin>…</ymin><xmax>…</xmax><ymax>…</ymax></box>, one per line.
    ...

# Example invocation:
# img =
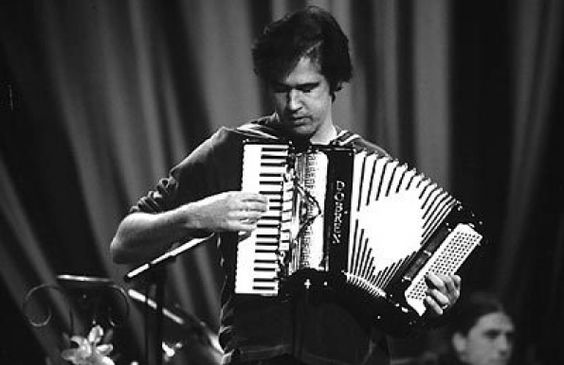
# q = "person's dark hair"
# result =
<box><xmin>450</xmin><ymin>292</ymin><xmax>509</xmax><ymax>336</ymax></box>
<box><xmin>252</xmin><ymin>6</ymin><xmax>352</xmax><ymax>96</ymax></box>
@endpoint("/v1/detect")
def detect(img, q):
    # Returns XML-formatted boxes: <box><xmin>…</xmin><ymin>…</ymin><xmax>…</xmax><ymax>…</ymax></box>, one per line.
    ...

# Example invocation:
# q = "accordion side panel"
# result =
<box><xmin>404</xmin><ymin>223</ymin><xmax>483</xmax><ymax>315</ymax></box>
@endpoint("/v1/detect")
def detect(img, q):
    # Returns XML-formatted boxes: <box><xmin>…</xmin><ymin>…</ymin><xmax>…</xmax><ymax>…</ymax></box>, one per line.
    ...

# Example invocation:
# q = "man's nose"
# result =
<box><xmin>287</xmin><ymin>89</ymin><xmax>302</xmax><ymax>110</ymax></box>
<box><xmin>496</xmin><ymin>335</ymin><xmax>512</xmax><ymax>354</ymax></box>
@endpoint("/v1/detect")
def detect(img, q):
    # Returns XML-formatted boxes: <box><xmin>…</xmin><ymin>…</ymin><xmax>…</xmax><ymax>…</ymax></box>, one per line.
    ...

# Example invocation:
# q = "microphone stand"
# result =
<box><xmin>124</xmin><ymin>235</ymin><xmax>213</xmax><ymax>365</ymax></box>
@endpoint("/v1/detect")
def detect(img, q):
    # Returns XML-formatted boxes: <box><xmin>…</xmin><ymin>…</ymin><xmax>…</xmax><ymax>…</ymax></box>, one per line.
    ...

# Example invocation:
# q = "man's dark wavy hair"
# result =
<box><xmin>252</xmin><ymin>6</ymin><xmax>353</xmax><ymax>96</ymax></box>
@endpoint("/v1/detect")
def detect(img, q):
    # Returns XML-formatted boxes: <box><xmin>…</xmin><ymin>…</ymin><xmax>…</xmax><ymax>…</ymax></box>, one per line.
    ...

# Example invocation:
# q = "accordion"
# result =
<box><xmin>235</xmin><ymin>141</ymin><xmax>484</xmax><ymax>324</ymax></box>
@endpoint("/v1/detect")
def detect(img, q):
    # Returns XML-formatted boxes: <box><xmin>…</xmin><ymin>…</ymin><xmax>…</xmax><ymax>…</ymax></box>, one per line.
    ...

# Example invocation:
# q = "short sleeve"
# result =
<box><xmin>129</xmin><ymin>176</ymin><xmax>179</xmax><ymax>214</ymax></box>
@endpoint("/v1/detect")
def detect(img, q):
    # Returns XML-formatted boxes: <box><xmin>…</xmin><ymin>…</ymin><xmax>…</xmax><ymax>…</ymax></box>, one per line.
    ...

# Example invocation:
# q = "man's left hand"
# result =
<box><xmin>424</xmin><ymin>272</ymin><xmax>461</xmax><ymax>317</ymax></box>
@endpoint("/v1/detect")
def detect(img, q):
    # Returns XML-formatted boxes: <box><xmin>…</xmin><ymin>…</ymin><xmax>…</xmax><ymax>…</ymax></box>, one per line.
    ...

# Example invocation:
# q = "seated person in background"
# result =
<box><xmin>417</xmin><ymin>291</ymin><xmax>515</xmax><ymax>365</ymax></box>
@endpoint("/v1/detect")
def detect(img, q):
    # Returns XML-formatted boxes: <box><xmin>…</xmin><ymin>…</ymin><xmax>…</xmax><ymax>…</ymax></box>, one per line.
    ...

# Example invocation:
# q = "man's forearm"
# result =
<box><xmin>110</xmin><ymin>206</ymin><xmax>195</xmax><ymax>264</ymax></box>
<box><xmin>110</xmin><ymin>191</ymin><xmax>268</xmax><ymax>264</ymax></box>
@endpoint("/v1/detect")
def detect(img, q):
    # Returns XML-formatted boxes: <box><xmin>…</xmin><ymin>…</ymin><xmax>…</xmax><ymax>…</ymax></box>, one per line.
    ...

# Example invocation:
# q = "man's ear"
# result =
<box><xmin>452</xmin><ymin>332</ymin><xmax>467</xmax><ymax>356</ymax></box>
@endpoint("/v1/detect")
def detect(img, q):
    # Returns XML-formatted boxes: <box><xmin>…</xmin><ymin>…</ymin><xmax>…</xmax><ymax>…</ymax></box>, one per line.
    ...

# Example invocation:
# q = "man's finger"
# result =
<box><xmin>242</xmin><ymin>201</ymin><xmax>269</xmax><ymax>212</ymax></box>
<box><xmin>428</xmin><ymin>288</ymin><xmax>449</xmax><ymax>305</ymax></box>
<box><xmin>425</xmin><ymin>272</ymin><xmax>446</xmax><ymax>291</ymax></box>
<box><xmin>235</xmin><ymin>220</ymin><xmax>260</xmax><ymax>232</ymax></box>
<box><xmin>239</xmin><ymin>192</ymin><xmax>269</xmax><ymax>203</ymax></box>
<box><xmin>452</xmin><ymin>275</ymin><xmax>462</xmax><ymax>289</ymax></box>
<box><xmin>424</xmin><ymin>296</ymin><xmax>446</xmax><ymax>316</ymax></box>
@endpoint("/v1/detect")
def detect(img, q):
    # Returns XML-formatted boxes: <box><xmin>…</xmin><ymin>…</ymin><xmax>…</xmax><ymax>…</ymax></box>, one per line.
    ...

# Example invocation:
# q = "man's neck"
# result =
<box><xmin>309</xmin><ymin>118</ymin><xmax>337</xmax><ymax>144</ymax></box>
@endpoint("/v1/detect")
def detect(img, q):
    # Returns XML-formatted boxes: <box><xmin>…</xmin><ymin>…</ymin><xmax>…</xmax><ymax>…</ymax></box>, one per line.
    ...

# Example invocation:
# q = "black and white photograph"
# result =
<box><xmin>1</xmin><ymin>1</ymin><xmax>562</xmax><ymax>364</ymax></box>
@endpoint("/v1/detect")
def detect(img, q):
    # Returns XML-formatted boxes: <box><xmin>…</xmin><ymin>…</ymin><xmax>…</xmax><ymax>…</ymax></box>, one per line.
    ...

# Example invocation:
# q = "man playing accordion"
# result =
<box><xmin>111</xmin><ymin>6</ymin><xmax>462</xmax><ymax>365</ymax></box>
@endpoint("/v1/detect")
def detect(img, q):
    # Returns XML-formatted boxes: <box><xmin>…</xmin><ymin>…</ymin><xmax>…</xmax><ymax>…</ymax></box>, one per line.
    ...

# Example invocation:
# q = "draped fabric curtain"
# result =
<box><xmin>0</xmin><ymin>0</ymin><xmax>562</xmax><ymax>364</ymax></box>
<box><xmin>496</xmin><ymin>0</ymin><xmax>563</xmax><ymax>361</ymax></box>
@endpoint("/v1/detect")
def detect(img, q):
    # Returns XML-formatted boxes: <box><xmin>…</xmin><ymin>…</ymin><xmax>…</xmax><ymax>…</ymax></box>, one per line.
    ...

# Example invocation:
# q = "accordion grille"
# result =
<box><xmin>405</xmin><ymin>224</ymin><xmax>482</xmax><ymax>314</ymax></box>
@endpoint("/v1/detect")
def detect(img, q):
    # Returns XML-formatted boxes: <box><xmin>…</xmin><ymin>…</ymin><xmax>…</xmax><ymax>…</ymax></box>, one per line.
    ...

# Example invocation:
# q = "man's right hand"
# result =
<box><xmin>111</xmin><ymin>191</ymin><xmax>269</xmax><ymax>264</ymax></box>
<box><xmin>186</xmin><ymin>191</ymin><xmax>269</xmax><ymax>232</ymax></box>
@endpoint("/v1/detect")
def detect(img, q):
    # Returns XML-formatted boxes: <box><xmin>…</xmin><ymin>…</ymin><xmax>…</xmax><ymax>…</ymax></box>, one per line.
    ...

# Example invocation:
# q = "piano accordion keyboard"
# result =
<box><xmin>235</xmin><ymin>143</ymin><xmax>292</xmax><ymax>295</ymax></box>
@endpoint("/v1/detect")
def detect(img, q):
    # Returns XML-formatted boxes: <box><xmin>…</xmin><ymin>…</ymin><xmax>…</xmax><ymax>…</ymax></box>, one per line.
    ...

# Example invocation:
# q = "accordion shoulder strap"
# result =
<box><xmin>332</xmin><ymin>130</ymin><xmax>360</xmax><ymax>146</ymax></box>
<box><xmin>332</xmin><ymin>130</ymin><xmax>389</xmax><ymax>157</ymax></box>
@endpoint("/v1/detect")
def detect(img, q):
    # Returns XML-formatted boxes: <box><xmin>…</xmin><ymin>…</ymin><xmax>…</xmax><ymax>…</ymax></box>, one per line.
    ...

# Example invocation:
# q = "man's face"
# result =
<box><xmin>455</xmin><ymin>312</ymin><xmax>515</xmax><ymax>365</ymax></box>
<box><xmin>269</xmin><ymin>57</ymin><xmax>334</xmax><ymax>143</ymax></box>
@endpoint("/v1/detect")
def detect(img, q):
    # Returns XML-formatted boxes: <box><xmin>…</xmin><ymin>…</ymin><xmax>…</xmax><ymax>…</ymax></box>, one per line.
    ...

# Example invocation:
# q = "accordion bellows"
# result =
<box><xmin>235</xmin><ymin>141</ymin><xmax>483</xmax><ymax>322</ymax></box>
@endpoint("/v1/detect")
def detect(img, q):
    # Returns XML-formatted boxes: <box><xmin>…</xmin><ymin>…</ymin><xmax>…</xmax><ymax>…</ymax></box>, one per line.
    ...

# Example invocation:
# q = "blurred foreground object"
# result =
<box><xmin>22</xmin><ymin>274</ymin><xmax>129</xmax><ymax>365</ymax></box>
<box><xmin>128</xmin><ymin>288</ymin><xmax>222</xmax><ymax>364</ymax></box>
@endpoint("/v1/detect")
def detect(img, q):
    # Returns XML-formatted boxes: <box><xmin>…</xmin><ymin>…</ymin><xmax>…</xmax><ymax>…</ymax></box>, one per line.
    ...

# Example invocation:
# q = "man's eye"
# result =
<box><xmin>299</xmin><ymin>85</ymin><xmax>316</xmax><ymax>93</ymax></box>
<box><xmin>484</xmin><ymin>330</ymin><xmax>500</xmax><ymax>340</ymax></box>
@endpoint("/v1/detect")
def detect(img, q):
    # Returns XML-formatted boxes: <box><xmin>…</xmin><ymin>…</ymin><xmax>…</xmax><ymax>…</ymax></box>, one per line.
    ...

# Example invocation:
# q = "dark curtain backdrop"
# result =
<box><xmin>1</xmin><ymin>1</ymin><xmax>562</xmax><ymax>364</ymax></box>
